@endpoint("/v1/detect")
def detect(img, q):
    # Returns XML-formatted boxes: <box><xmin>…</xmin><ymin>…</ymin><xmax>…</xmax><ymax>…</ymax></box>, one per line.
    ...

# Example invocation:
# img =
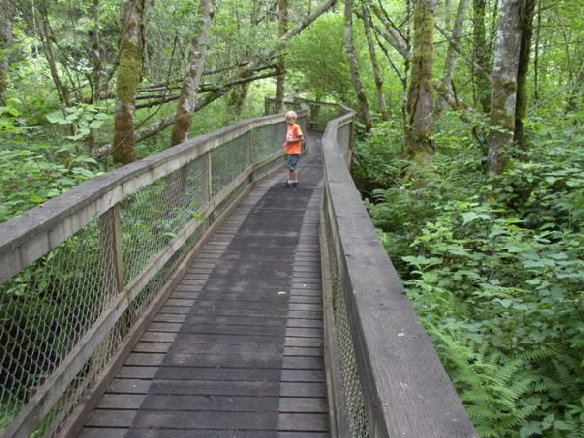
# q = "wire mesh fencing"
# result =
<box><xmin>0</xmin><ymin>113</ymin><xmax>294</xmax><ymax>437</ymax></box>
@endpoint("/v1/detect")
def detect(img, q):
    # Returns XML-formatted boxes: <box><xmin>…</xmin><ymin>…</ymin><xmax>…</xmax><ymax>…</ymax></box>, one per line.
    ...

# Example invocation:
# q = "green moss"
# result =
<box><xmin>116</xmin><ymin>44</ymin><xmax>142</xmax><ymax>102</ymax></box>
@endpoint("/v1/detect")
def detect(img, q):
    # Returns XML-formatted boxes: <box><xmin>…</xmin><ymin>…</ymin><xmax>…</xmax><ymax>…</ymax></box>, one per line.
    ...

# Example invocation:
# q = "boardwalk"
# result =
<box><xmin>79</xmin><ymin>133</ymin><xmax>330</xmax><ymax>438</ymax></box>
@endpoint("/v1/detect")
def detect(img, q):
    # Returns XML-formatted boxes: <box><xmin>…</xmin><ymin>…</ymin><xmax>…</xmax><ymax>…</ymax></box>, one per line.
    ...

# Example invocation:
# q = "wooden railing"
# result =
<box><xmin>1</xmin><ymin>98</ymin><xmax>478</xmax><ymax>438</ymax></box>
<box><xmin>0</xmin><ymin>111</ymin><xmax>306</xmax><ymax>438</ymax></box>
<box><xmin>317</xmin><ymin>102</ymin><xmax>478</xmax><ymax>437</ymax></box>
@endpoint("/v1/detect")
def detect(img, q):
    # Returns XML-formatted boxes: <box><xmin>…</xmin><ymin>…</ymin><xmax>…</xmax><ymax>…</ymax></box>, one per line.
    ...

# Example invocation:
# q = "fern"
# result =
<box><xmin>429</xmin><ymin>329</ymin><xmax>539</xmax><ymax>437</ymax></box>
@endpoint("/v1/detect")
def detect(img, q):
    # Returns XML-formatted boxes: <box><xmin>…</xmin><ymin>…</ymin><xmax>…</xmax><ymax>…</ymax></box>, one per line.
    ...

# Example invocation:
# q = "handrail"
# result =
<box><xmin>318</xmin><ymin>103</ymin><xmax>478</xmax><ymax>437</ymax></box>
<box><xmin>0</xmin><ymin>109</ymin><xmax>306</xmax><ymax>437</ymax></box>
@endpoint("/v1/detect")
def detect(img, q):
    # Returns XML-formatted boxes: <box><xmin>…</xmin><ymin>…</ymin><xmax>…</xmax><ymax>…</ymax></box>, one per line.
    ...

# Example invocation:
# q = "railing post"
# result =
<box><xmin>99</xmin><ymin>205</ymin><xmax>124</xmax><ymax>296</ymax></box>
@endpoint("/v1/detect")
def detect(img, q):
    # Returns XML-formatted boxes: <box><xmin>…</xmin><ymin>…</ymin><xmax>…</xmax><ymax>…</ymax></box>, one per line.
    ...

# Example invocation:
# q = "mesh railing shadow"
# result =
<box><xmin>0</xmin><ymin>111</ymin><xmax>304</xmax><ymax>438</ymax></box>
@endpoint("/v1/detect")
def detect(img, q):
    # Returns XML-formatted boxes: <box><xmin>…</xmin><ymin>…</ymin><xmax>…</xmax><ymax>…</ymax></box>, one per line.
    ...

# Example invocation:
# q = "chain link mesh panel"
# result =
<box><xmin>121</xmin><ymin>156</ymin><xmax>209</xmax><ymax>284</ymax></box>
<box><xmin>251</xmin><ymin>123</ymin><xmax>283</xmax><ymax>163</ymax></box>
<box><xmin>337</xmin><ymin>122</ymin><xmax>352</xmax><ymax>164</ymax></box>
<box><xmin>212</xmin><ymin>133</ymin><xmax>248</xmax><ymax>195</ymax></box>
<box><xmin>0</xmin><ymin>218</ymin><xmax>113</xmax><ymax>435</ymax></box>
<box><xmin>323</xmin><ymin>189</ymin><xmax>370</xmax><ymax>437</ymax></box>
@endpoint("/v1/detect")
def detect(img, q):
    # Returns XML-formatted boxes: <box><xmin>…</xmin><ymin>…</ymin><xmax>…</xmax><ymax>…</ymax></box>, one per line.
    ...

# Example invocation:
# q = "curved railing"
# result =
<box><xmin>0</xmin><ymin>110</ymin><xmax>307</xmax><ymax>437</ymax></box>
<box><xmin>1</xmin><ymin>98</ymin><xmax>477</xmax><ymax>438</ymax></box>
<box><xmin>318</xmin><ymin>102</ymin><xmax>477</xmax><ymax>437</ymax></box>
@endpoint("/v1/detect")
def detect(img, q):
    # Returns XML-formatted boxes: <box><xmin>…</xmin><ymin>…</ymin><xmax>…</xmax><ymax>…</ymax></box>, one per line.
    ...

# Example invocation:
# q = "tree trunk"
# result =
<box><xmin>275</xmin><ymin>0</ymin><xmax>288</xmax><ymax>112</ymax></box>
<box><xmin>0</xmin><ymin>0</ymin><xmax>13</xmax><ymax>101</ymax></box>
<box><xmin>90</xmin><ymin>0</ymin><xmax>101</xmax><ymax>104</ymax></box>
<box><xmin>472</xmin><ymin>0</ymin><xmax>491</xmax><ymax>112</ymax></box>
<box><xmin>513</xmin><ymin>0</ymin><xmax>536</xmax><ymax>147</ymax></box>
<box><xmin>437</xmin><ymin>0</ymin><xmax>467</xmax><ymax>114</ymax></box>
<box><xmin>362</xmin><ymin>3</ymin><xmax>388</xmax><ymax>120</ymax></box>
<box><xmin>112</xmin><ymin>0</ymin><xmax>145</xmax><ymax>165</ymax></box>
<box><xmin>36</xmin><ymin>0</ymin><xmax>70</xmax><ymax>108</ymax></box>
<box><xmin>405</xmin><ymin>0</ymin><xmax>435</xmax><ymax>163</ymax></box>
<box><xmin>170</xmin><ymin>0</ymin><xmax>214</xmax><ymax>146</ymax></box>
<box><xmin>488</xmin><ymin>0</ymin><xmax>521</xmax><ymax>174</ymax></box>
<box><xmin>344</xmin><ymin>0</ymin><xmax>372</xmax><ymax>130</ymax></box>
<box><xmin>533</xmin><ymin>0</ymin><xmax>541</xmax><ymax>104</ymax></box>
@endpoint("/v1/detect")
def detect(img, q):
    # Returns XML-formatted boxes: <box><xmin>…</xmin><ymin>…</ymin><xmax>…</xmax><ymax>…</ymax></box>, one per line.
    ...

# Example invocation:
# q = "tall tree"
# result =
<box><xmin>513</xmin><ymin>0</ymin><xmax>536</xmax><ymax>146</ymax></box>
<box><xmin>405</xmin><ymin>0</ymin><xmax>435</xmax><ymax>163</ymax></box>
<box><xmin>0</xmin><ymin>0</ymin><xmax>13</xmax><ymax>101</ymax></box>
<box><xmin>488</xmin><ymin>0</ymin><xmax>521</xmax><ymax>174</ymax></box>
<box><xmin>112</xmin><ymin>0</ymin><xmax>146</xmax><ymax>164</ymax></box>
<box><xmin>170</xmin><ymin>0</ymin><xmax>214</xmax><ymax>146</ymax></box>
<box><xmin>275</xmin><ymin>0</ymin><xmax>288</xmax><ymax>112</ymax></box>
<box><xmin>472</xmin><ymin>0</ymin><xmax>491</xmax><ymax>112</ymax></box>
<box><xmin>90</xmin><ymin>0</ymin><xmax>101</xmax><ymax>104</ymax></box>
<box><xmin>343</xmin><ymin>0</ymin><xmax>372</xmax><ymax>130</ymax></box>
<box><xmin>437</xmin><ymin>0</ymin><xmax>467</xmax><ymax>114</ymax></box>
<box><xmin>36</xmin><ymin>0</ymin><xmax>70</xmax><ymax>108</ymax></box>
<box><xmin>361</xmin><ymin>2</ymin><xmax>389</xmax><ymax>120</ymax></box>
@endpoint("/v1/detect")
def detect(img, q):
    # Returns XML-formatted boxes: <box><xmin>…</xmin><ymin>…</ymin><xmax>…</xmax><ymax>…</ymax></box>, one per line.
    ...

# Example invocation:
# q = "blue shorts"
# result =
<box><xmin>286</xmin><ymin>154</ymin><xmax>300</xmax><ymax>171</ymax></box>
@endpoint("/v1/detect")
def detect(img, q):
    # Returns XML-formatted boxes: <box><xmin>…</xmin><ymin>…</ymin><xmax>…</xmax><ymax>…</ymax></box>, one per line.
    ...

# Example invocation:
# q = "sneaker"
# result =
<box><xmin>282</xmin><ymin>182</ymin><xmax>291</xmax><ymax>187</ymax></box>
<box><xmin>292</xmin><ymin>182</ymin><xmax>298</xmax><ymax>187</ymax></box>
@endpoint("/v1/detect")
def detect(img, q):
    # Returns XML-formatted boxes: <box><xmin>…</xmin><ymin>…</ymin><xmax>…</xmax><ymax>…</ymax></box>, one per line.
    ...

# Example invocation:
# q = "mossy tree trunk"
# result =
<box><xmin>513</xmin><ymin>0</ymin><xmax>536</xmax><ymax>147</ymax></box>
<box><xmin>344</xmin><ymin>0</ymin><xmax>372</xmax><ymax>130</ymax></box>
<box><xmin>404</xmin><ymin>0</ymin><xmax>435</xmax><ymax>164</ymax></box>
<box><xmin>488</xmin><ymin>0</ymin><xmax>521</xmax><ymax>174</ymax></box>
<box><xmin>171</xmin><ymin>0</ymin><xmax>214</xmax><ymax>146</ymax></box>
<box><xmin>112</xmin><ymin>0</ymin><xmax>146</xmax><ymax>165</ymax></box>
<box><xmin>472</xmin><ymin>0</ymin><xmax>491</xmax><ymax>112</ymax></box>
<box><xmin>275</xmin><ymin>0</ymin><xmax>288</xmax><ymax>112</ymax></box>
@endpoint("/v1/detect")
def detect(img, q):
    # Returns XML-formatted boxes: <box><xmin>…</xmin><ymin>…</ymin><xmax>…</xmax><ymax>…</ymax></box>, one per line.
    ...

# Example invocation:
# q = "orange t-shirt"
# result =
<box><xmin>285</xmin><ymin>123</ymin><xmax>303</xmax><ymax>155</ymax></box>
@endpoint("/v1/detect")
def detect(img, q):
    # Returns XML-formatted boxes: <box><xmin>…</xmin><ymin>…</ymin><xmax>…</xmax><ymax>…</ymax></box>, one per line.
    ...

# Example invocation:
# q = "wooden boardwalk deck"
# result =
<box><xmin>79</xmin><ymin>133</ymin><xmax>330</xmax><ymax>438</ymax></box>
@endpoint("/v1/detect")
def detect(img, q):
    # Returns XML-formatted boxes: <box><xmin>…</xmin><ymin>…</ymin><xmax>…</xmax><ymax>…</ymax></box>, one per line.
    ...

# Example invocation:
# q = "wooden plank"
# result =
<box><xmin>163</xmin><ymin>352</ymin><xmax>282</xmax><ymax>368</ymax></box>
<box><xmin>155</xmin><ymin>366</ymin><xmax>280</xmax><ymax>382</ymax></box>
<box><xmin>97</xmin><ymin>394</ymin><xmax>145</xmax><ymax>409</ymax></box>
<box><xmin>128</xmin><ymin>431</ymin><xmax>275</xmax><ymax>438</ymax></box>
<box><xmin>284</xmin><ymin>346</ymin><xmax>323</xmax><ymax>357</ymax></box>
<box><xmin>133</xmin><ymin>342</ymin><xmax>171</xmax><ymax>353</ymax></box>
<box><xmin>117</xmin><ymin>366</ymin><xmax>158</xmax><ymax>379</ymax></box>
<box><xmin>281</xmin><ymin>370</ymin><xmax>325</xmax><ymax>382</ymax></box>
<box><xmin>278</xmin><ymin>413</ymin><xmax>330</xmax><ymax>432</ymax></box>
<box><xmin>140</xmin><ymin>332</ymin><xmax>177</xmax><ymax>343</ymax></box>
<box><xmin>125</xmin><ymin>353</ymin><xmax>165</xmax><ymax>367</ymax></box>
<box><xmin>279</xmin><ymin>397</ymin><xmax>328</xmax><ymax>413</ymax></box>
<box><xmin>152</xmin><ymin>313</ymin><xmax>187</xmax><ymax>323</ymax></box>
<box><xmin>285</xmin><ymin>327</ymin><xmax>323</xmax><ymax>337</ymax></box>
<box><xmin>85</xmin><ymin>409</ymin><xmax>137</xmax><ymax>428</ymax></box>
<box><xmin>277</xmin><ymin>433</ymin><xmax>330</xmax><ymax>438</ymax></box>
<box><xmin>283</xmin><ymin>356</ymin><xmax>324</xmax><ymax>370</ymax></box>
<box><xmin>285</xmin><ymin>337</ymin><xmax>322</xmax><ymax>348</ymax></box>
<box><xmin>149</xmin><ymin>379</ymin><xmax>280</xmax><ymax>397</ymax></box>
<box><xmin>108</xmin><ymin>379</ymin><xmax>153</xmax><ymax>394</ymax></box>
<box><xmin>78</xmin><ymin>428</ymin><xmax>128</xmax><ymax>438</ymax></box>
<box><xmin>139</xmin><ymin>394</ymin><xmax>278</xmax><ymax>411</ymax></box>
<box><xmin>131</xmin><ymin>410</ymin><xmax>278</xmax><ymax>430</ymax></box>
<box><xmin>280</xmin><ymin>382</ymin><xmax>327</xmax><ymax>398</ymax></box>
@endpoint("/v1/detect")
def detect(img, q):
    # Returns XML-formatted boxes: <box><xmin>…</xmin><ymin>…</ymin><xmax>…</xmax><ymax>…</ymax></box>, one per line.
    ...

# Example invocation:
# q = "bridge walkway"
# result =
<box><xmin>79</xmin><ymin>132</ymin><xmax>330</xmax><ymax>438</ymax></box>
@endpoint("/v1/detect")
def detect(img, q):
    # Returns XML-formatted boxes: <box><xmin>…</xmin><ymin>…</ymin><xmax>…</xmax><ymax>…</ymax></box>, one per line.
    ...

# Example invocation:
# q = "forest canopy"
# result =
<box><xmin>0</xmin><ymin>0</ymin><xmax>583</xmax><ymax>436</ymax></box>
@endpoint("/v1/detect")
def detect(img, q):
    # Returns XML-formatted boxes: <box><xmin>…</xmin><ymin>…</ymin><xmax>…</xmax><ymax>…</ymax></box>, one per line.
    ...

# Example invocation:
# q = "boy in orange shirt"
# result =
<box><xmin>282</xmin><ymin>111</ymin><xmax>303</xmax><ymax>187</ymax></box>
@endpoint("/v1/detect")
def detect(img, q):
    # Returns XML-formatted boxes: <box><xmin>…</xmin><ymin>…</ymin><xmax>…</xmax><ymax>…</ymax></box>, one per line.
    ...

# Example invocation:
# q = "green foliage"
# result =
<box><xmin>45</xmin><ymin>104</ymin><xmax>109</xmax><ymax>141</ymax></box>
<box><xmin>365</xmin><ymin>113</ymin><xmax>584</xmax><ymax>436</ymax></box>
<box><xmin>0</xmin><ymin>149</ymin><xmax>101</xmax><ymax>222</ymax></box>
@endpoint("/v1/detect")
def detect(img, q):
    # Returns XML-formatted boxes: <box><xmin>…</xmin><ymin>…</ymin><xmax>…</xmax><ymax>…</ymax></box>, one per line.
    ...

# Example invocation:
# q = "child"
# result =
<box><xmin>282</xmin><ymin>110</ymin><xmax>303</xmax><ymax>187</ymax></box>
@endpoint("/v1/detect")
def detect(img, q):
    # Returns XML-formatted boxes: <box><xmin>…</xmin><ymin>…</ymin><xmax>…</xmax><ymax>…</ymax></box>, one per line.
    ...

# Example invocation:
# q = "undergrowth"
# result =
<box><xmin>355</xmin><ymin>110</ymin><xmax>584</xmax><ymax>437</ymax></box>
